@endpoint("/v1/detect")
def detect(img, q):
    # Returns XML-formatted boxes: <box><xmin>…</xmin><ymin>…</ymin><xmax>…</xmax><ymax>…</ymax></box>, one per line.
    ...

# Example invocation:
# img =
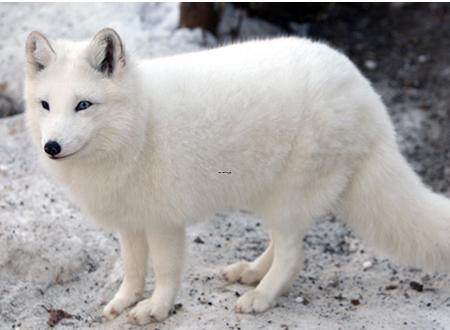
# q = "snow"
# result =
<box><xmin>1</xmin><ymin>3</ymin><xmax>450</xmax><ymax>330</ymax></box>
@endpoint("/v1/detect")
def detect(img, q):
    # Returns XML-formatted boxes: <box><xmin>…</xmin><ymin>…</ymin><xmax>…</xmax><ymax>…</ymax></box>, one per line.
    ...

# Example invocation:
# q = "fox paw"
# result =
<box><xmin>127</xmin><ymin>297</ymin><xmax>171</xmax><ymax>325</ymax></box>
<box><xmin>223</xmin><ymin>261</ymin><xmax>264</xmax><ymax>285</ymax></box>
<box><xmin>235</xmin><ymin>289</ymin><xmax>272</xmax><ymax>313</ymax></box>
<box><xmin>103</xmin><ymin>294</ymin><xmax>140</xmax><ymax>320</ymax></box>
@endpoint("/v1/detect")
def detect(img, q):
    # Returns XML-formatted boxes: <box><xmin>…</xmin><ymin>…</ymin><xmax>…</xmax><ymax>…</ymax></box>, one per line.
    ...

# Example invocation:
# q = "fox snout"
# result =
<box><xmin>44</xmin><ymin>140</ymin><xmax>61</xmax><ymax>157</ymax></box>
<box><xmin>41</xmin><ymin>136</ymin><xmax>89</xmax><ymax>160</ymax></box>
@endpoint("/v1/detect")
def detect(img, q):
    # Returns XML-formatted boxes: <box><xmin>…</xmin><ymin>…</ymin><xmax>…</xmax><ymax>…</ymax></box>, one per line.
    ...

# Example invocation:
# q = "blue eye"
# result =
<box><xmin>75</xmin><ymin>100</ymin><xmax>92</xmax><ymax>112</ymax></box>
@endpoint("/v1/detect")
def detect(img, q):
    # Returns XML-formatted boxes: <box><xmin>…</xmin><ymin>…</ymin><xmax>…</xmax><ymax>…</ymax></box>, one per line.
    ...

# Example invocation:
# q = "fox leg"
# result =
<box><xmin>223</xmin><ymin>238</ymin><xmax>274</xmax><ymax>285</ymax></box>
<box><xmin>128</xmin><ymin>225</ymin><xmax>185</xmax><ymax>325</ymax></box>
<box><xmin>234</xmin><ymin>198</ymin><xmax>313</xmax><ymax>314</ymax></box>
<box><xmin>235</xmin><ymin>225</ymin><xmax>305</xmax><ymax>313</ymax></box>
<box><xmin>103</xmin><ymin>229</ymin><xmax>148</xmax><ymax>320</ymax></box>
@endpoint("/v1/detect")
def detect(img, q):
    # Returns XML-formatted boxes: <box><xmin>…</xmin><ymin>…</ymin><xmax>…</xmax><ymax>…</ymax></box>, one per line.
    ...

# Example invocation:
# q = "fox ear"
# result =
<box><xmin>88</xmin><ymin>28</ymin><xmax>125</xmax><ymax>77</ymax></box>
<box><xmin>25</xmin><ymin>31</ymin><xmax>55</xmax><ymax>74</ymax></box>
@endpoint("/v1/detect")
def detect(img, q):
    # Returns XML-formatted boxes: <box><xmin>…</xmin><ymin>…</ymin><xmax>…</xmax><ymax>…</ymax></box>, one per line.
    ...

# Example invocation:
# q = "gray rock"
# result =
<box><xmin>0</xmin><ymin>94</ymin><xmax>15</xmax><ymax>118</ymax></box>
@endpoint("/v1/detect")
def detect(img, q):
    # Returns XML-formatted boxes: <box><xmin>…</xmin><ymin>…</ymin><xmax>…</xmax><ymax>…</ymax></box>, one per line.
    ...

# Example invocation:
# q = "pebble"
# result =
<box><xmin>362</xmin><ymin>260</ymin><xmax>373</xmax><ymax>270</ymax></box>
<box><xmin>364</xmin><ymin>60</ymin><xmax>377</xmax><ymax>70</ymax></box>
<box><xmin>417</xmin><ymin>55</ymin><xmax>428</xmax><ymax>63</ymax></box>
<box><xmin>193</xmin><ymin>236</ymin><xmax>205</xmax><ymax>244</ymax></box>
<box><xmin>345</xmin><ymin>237</ymin><xmax>359</xmax><ymax>252</ymax></box>
<box><xmin>295</xmin><ymin>296</ymin><xmax>304</xmax><ymax>303</ymax></box>
<box><xmin>409</xmin><ymin>281</ymin><xmax>424</xmax><ymax>292</ymax></box>
<box><xmin>0</xmin><ymin>94</ymin><xmax>15</xmax><ymax>118</ymax></box>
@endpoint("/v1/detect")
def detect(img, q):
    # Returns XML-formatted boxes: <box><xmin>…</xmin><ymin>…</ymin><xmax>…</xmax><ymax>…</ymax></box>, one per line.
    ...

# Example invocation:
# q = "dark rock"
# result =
<box><xmin>180</xmin><ymin>3</ymin><xmax>221</xmax><ymax>34</ymax></box>
<box><xmin>0</xmin><ymin>94</ymin><xmax>15</xmax><ymax>118</ymax></box>
<box><xmin>409</xmin><ymin>281</ymin><xmax>424</xmax><ymax>292</ymax></box>
<box><xmin>194</xmin><ymin>236</ymin><xmax>205</xmax><ymax>244</ymax></box>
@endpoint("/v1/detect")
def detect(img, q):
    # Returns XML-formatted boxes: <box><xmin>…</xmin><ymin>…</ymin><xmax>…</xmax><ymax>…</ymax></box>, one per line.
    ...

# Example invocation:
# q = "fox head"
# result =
<box><xmin>25</xmin><ymin>28</ymin><xmax>143</xmax><ymax>164</ymax></box>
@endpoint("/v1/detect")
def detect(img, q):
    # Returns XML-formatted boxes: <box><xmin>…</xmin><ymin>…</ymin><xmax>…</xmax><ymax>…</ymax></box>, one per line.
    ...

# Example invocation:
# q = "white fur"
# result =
<box><xmin>24</xmin><ymin>29</ymin><xmax>450</xmax><ymax>325</ymax></box>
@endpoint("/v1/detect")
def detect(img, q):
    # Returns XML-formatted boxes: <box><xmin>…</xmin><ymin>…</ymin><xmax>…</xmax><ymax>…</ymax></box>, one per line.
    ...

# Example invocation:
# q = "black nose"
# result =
<box><xmin>44</xmin><ymin>141</ymin><xmax>61</xmax><ymax>156</ymax></box>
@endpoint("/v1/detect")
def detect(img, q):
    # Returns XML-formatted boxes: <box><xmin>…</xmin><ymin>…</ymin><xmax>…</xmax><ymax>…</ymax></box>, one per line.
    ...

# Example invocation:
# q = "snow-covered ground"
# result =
<box><xmin>1</xmin><ymin>3</ymin><xmax>450</xmax><ymax>330</ymax></box>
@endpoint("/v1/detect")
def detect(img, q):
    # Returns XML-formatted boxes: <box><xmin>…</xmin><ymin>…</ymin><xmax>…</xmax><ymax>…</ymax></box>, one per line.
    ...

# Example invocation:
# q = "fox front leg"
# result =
<box><xmin>128</xmin><ymin>225</ymin><xmax>185</xmax><ymax>325</ymax></box>
<box><xmin>103</xmin><ymin>230</ymin><xmax>148</xmax><ymax>320</ymax></box>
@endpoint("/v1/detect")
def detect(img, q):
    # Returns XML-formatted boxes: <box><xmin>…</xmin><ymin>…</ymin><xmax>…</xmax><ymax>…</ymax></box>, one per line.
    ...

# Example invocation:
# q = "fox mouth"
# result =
<box><xmin>48</xmin><ymin>144</ymin><xmax>87</xmax><ymax>160</ymax></box>
<box><xmin>49</xmin><ymin>153</ymin><xmax>76</xmax><ymax>160</ymax></box>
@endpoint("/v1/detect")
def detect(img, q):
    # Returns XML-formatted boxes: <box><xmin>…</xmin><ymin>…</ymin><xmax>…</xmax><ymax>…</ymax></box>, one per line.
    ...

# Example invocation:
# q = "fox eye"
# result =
<box><xmin>75</xmin><ymin>100</ymin><xmax>92</xmax><ymax>112</ymax></box>
<box><xmin>41</xmin><ymin>100</ymin><xmax>50</xmax><ymax>111</ymax></box>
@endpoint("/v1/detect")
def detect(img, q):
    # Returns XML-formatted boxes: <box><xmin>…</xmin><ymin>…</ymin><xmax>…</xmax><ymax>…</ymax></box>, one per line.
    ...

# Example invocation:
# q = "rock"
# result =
<box><xmin>417</xmin><ymin>55</ymin><xmax>428</xmax><ymax>63</ymax></box>
<box><xmin>45</xmin><ymin>308</ymin><xmax>73</xmax><ymax>328</ymax></box>
<box><xmin>364</xmin><ymin>60</ymin><xmax>377</xmax><ymax>70</ymax></box>
<box><xmin>179</xmin><ymin>3</ymin><xmax>221</xmax><ymax>34</ymax></box>
<box><xmin>194</xmin><ymin>236</ymin><xmax>205</xmax><ymax>244</ymax></box>
<box><xmin>0</xmin><ymin>94</ymin><xmax>15</xmax><ymax>118</ymax></box>
<box><xmin>409</xmin><ymin>281</ymin><xmax>424</xmax><ymax>292</ymax></box>
<box><xmin>362</xmin><ymin>260</ymin><xmax>374</xmax><ymax>270</ymax></box>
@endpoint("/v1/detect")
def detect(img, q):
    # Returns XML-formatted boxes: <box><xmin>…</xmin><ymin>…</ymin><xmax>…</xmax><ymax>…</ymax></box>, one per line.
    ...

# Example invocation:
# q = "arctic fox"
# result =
<box><xmin>25</xmin><ymin>28</ymin><xmax>450</xmax><ymax>325</ymax></box>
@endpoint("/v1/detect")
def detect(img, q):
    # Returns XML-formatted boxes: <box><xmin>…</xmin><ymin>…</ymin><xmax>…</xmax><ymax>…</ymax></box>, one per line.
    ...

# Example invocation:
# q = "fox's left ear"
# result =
<box><xmin>87</xmin><ymin>28</ymin><xmax>125</xmax><ymax>77</ymax></box>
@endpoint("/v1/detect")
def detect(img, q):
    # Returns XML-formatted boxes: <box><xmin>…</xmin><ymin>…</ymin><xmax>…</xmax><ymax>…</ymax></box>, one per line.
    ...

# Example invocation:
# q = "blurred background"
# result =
<box><xmin>0</xmin><ymin>3</ymin><xmax>450</xmax><ymax>329</ymax></box>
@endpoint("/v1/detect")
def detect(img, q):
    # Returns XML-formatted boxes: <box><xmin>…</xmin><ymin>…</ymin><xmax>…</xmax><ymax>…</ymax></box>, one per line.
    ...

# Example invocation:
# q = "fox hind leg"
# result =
<box><xmin>223</xmin><ymin>238</ymin><xmax>273</xmax><ymax>285</ymax></box>
<box><xmin>234</xmin><ymin>192</ymin><xmax>318</xmax><ymax>314</ymax></box>
<box><xmin>235</xmin><ymin>218</ymin><xmax>307</xmax><ymax>313</ymax></box>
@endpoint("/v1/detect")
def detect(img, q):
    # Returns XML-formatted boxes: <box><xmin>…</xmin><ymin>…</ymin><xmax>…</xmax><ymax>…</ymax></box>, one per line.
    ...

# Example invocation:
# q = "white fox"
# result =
<box><xmin>25</xmin><ymin>28</ymin><xmax>450</xmax><ymax>325</ymax></box>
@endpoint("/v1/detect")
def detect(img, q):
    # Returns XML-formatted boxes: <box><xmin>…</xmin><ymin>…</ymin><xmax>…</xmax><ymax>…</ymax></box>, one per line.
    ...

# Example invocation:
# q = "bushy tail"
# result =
<box><xmin>339</xmin><ymin>141</ymin><xmax>450</xmax><ymax>271</ymax></box>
